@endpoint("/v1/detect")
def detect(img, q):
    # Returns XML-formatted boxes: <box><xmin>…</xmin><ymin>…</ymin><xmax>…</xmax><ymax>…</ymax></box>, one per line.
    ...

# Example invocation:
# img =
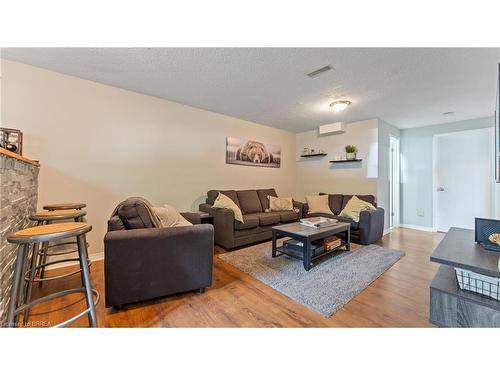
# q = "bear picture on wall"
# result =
<box><xmin>226</xmin><ymin>137</ymin><xmax>281</xmax><ymax>168</ymax></box>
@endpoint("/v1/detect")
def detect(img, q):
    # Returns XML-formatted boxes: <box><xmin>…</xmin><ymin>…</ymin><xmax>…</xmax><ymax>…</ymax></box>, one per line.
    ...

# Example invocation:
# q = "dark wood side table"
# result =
<box><xmin>271</xmin><ymin>222</ymin><xmax>350</xmax><ymax>271</ymax></box>
<box><xmin>182</xmin><ymin>210</ymin><xmax>213</xmax><ymax>225</ymax></box>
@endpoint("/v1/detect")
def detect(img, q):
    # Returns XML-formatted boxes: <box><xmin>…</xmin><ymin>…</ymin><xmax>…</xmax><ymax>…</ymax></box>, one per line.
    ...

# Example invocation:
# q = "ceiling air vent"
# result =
<box><xmin>306</xmin><ymin>65</ymin><xmax>333</xmax><ymax>78</ymax></box>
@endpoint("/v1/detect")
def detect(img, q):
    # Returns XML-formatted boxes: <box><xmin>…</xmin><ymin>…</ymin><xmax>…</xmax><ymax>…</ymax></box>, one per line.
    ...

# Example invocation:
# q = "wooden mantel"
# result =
<box><xmin>0</xmin><ymin>147</ymin><xmax>40</xmax><ymax>166</ymax></box>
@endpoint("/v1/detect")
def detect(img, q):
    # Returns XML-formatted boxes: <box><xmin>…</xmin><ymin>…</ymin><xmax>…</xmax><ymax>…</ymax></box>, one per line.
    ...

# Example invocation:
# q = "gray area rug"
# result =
<box><xmin>219</xmin><ymin>244</ymin><xmax>405</xmax><ymax>317</ymax></box>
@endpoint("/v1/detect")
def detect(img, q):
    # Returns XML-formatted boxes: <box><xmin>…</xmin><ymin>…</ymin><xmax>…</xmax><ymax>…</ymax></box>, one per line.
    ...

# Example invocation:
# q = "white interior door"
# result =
<box><xmin>434</xmin><ymin>128</ymin><xmax>494</xmax><ymax>232</ymax></box>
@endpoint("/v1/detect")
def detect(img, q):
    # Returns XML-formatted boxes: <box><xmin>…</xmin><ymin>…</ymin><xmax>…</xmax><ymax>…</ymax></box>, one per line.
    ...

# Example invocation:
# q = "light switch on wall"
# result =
<box><xmin>417</xmin><ymin>209</ymin><xmax>424</xmax><ymax>217</ymax></box>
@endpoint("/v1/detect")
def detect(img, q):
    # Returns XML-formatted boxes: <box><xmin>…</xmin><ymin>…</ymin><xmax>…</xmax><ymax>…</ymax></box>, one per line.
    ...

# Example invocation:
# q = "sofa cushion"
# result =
<box><xmin>117</xmin><ymin>202</ymin><xmax>156</xmax><ymax>229</ymax></box>
<box><xmin>341</xmin><ymin>194</ymin><xmax>375</xmax><ymax>210</ymax></box>
<box><xmin>108</xmin><ymin>215</ymin><xmax>126</xmax><ymax>231</ymax></box>
<box><xmin>213</xmin><ymin>193</ymin><xmax>244</xmax><ymax>222</ymax></box>
<box><xmin>276</xmin><ymin>210</ymin><xmax>299</xmax><ymax>222</ymax></box>
<box><xmin>237</xmin><ymin>190</ymin><xmax>263</xmax><ymax>213</ymax></box>
<box><xmin>234</xmin><ymin>214</ymin><xmax>260</xmax><ymax>230</ymax></box>
<box><xmin>319</xmin><ymin>193</ymin><xmax>344</xmax><ymax>215</ymax></box>
<box><xmin>207</xmin><ymin>190</ymin><xmax>240</xmax><ymax>207</ymax></box>
<box><xmin>334</xmin><ymin>215</ymin><xmax>359</xmax><ymax>230</ymax></box>
<box><xmin>257</xmin><ymin>188</ymin><xmax>277</xmax><ymax>211</ymax></box>
<box><xmin>340</xmin><ymin>196</ymin><xmax>376</xmax><ymax>222</ymax></box>
<box><xmin>305</xmin><ymin>195</ymin><xmax>334</xmax><ymax>215</ymax></box>
<box><xmin>255</xmin><ymin>212</ymin><xmax>281</xmax><ymax>226</ymax></box>
<box><xmin>305</xmin><ymin>212</ymin><xmax>337</xmax><ymax>220</ymax></box>
<box><xmin>269</xmin><ymin>196</ymin><xmax>293</xmax><ymax>211</ymax></box>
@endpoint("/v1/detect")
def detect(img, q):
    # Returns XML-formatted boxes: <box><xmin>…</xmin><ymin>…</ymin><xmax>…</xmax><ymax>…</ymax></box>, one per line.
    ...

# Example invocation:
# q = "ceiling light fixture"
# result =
<box><xmin>330</xmin><ymin>100</ymin><xmax>351</xmax><ymax>112</ymax></box>
<box><xmin>442</xmin><ymin>111</ymin><xmax>454</xmax><ymax>116</ymax></box>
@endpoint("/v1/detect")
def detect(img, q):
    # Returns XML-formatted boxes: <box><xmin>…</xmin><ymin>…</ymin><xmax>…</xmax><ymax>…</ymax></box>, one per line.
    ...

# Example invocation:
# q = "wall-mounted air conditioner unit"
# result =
<box><xmin>319</xmin><ymin>122</ymin><xmax>345</xmax><ymax>135</ymax></box>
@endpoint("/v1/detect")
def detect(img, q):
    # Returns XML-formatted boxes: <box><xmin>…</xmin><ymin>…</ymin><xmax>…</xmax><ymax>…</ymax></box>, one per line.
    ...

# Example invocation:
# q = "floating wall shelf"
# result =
<box><xmin>300</xmin><ymin>153</ymin><xmax>328</xmax><ymax>158</ymax></box>
<box><xmin>330</xmin><ymin>159</ymin><xmax>363</xmax><ymax>163</ymax></box>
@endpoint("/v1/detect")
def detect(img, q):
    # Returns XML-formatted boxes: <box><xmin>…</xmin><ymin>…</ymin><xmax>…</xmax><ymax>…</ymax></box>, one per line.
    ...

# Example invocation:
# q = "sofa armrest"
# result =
<box><xmin>293</xmin><ymin>200</ymin><xmax>304</xmax><ymax>218</ymax></box>
<box><xmin>301</xmin><ymin>202</ymin><xmax>309</xmax><ymax>216</ymax></box>
<box><xmin>358</xmin><ymin>207</ymin><xmax>385</xmax><ymax>245</ymax></box>
<box><xmin>199</xmin><ymin>203</ymin><xmax>235</xmax><ymax>249</ymax></box>
<box><xmin>104</xmin><ymin>224</ymin><xmax>214</xmax><ymax>307</ymax></box>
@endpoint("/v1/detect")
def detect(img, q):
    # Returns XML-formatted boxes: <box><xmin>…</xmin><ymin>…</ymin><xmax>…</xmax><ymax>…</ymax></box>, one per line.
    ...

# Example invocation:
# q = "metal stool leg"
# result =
<box><xmin>76</xmin><ymin>234</ymin><xmax>97</xmax><ymax>327</ymax></box>
<box><xmin>75</xmin><ymin>216</ymin><xmax>90</xmax><ymax>286</ymax></box>
<box><xmin>38</xmin><ymin>220</ymin><xmax>50</xmax><ymax>287</ymax></box>
<box><xmin>23</xmin><ymin>242</ymin><xmax>41</xmax><ymax>323</ymax></box>
<box><xmin>7</xmin><ymin>244</ymin><xmax>29</xmax><ymax>327</ymax></box>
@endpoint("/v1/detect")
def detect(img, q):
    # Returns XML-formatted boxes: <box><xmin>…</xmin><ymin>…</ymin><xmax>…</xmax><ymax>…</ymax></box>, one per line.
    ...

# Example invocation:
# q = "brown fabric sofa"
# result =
<box><xmin>104</xmin><ymin>199</ymin><xmax>214</xmax><ymax>309</ymax></box>
<box><xmin>302</xmin><ymin>193</ymin><xmax>385</xmax><ymax>245</ymax></box>
<box><xmin>199</xmin><ymin>188</ymin><xmax>302</xmax><ymax>249</ymax></box>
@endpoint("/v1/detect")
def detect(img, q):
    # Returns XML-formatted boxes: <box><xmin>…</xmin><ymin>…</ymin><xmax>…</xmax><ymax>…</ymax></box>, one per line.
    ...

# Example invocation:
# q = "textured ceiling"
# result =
<box><xmin>2</xmin><ymin>48</ymin><xmax>500</xmax><ymax>132</ymax></box>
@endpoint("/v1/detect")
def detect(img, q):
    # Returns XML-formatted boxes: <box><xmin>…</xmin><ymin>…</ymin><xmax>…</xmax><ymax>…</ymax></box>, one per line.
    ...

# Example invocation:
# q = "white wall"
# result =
<box><xmin>400</xmin><ymin>116</ymin><xmax>494</xmax><ymax>229</ymax></box>
<box><xmin>1</xmin><ymin>60</ymin><xmax>296</xmax><ymax>255</ymax></box>
<box><xmin>295</xmin><ymin>119</ymin><xmax>379</xmax><ymax>200</ymax></box>
<box><xmin>377</xmin><ymin>120</ymin><xmax>401</xmax><ymax>229</ymax></box>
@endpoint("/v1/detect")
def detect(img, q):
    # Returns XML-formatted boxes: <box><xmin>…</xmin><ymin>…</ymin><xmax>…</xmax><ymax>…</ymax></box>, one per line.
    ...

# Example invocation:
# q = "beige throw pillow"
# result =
<box><xmin>339</xmin><ymin>195</ymin><xmax>376</xmax><ymax>222</ymax></box>
<box><xmin>306</xmin><ymin>195</ymin><xmax>333</xmax><ymax>215</ymax></box>
<box><xmin>153</xmin><ymin>205</ymin><xmax>193</xmax><ymax>228</ymax></box>
<box><xmin>268</xmin><ymin>196</ymin><xmax>293</xmax><ymax>211</ymax></box>
<box><xmin>213</xmin><ymin>192</ymin><xmax>244</xmax><ymax>223</ymax></box>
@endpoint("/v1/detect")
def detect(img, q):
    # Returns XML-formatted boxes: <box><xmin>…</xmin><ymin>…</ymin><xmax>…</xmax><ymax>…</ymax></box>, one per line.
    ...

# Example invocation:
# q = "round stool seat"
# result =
<box><xmin>43</xmin><ymin>203</ymin><xmax>86</xmax><ymax>211</ymax></box>
<box><xmin>30</xmin><ymin>209</ymin><xmax>87</xmax><ymax>221</ymax></box>
<box><xmin>8</xmin><ymin>223</ymin><xmax>91</xmax><ymax>244</ymax></box>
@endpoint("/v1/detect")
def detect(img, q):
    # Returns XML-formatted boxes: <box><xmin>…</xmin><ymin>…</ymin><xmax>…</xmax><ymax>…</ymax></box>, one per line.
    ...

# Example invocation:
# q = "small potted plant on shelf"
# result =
<box><xmin>345</xmin><ymin>145</ymin><xmax>358</xmax><ymax>160</ymax></box>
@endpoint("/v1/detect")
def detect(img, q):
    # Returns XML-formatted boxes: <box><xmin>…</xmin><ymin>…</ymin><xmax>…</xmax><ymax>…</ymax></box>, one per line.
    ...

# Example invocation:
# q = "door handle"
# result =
<box><xmin>437</xmin><ymin>187</ymin><xmax>445</xmax><ymax>192</ymax></box>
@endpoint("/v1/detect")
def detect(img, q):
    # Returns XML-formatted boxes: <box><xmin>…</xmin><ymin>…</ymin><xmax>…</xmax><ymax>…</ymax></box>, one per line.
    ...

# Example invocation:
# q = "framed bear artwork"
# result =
<box><xmin>226</xmin><ymin>137</ymin><xmax>281</xmax><ymax>168</ymax></box>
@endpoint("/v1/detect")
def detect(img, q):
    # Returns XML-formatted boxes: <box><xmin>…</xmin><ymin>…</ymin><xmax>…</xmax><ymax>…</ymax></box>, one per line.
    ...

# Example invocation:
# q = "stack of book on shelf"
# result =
<box><xmin>300</xmin><ymin>217</ymin><xmax>338</xmax><ymax>228</ymax></box>
<box><xmin>323</xmin><ymin>235</ymin><xmax>342</xmax><ymax>251</ymax></box>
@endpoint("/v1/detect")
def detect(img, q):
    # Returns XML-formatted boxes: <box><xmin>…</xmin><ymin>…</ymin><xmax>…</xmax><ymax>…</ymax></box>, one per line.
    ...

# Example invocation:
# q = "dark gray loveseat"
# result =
<box><xmin>104</xmin><ymin>200</ymin><xmax>214</xmax><ymax>309</ymax></box>
<box><xmin>302</xmin><ymin>193</ymin><xmax>385</xmax><ymax>245</ymax></box>
<box><xmin>199</xmin><ymin>188</ymin><xmax>303</xmax><ymax>249</ymax></box>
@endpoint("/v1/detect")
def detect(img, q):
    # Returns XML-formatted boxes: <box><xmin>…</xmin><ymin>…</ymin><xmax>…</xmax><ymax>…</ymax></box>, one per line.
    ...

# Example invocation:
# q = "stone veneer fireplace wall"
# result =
<box><xmin>0</xmin><ymin>149</ymin><xmax>39</xmax><ymax>325</ymax></box>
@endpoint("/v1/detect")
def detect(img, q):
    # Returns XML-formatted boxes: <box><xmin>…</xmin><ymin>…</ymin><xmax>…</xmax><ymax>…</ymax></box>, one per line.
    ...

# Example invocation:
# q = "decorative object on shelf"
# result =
<box><xmin>300</xmin><ymin>147</ymin><xmax>327</xmax><ymax>157</ymax></box>
<box><xmin>345</xmin><ymin>144</ymin><xmax>358</xmax><ymax>160</ymax></box>
<box><xmin>475</xmin><ymin>217</ymin><xmax>500</xmax><ymax>252</ymax></box>
<box><xmin>226</xmin><ymin>137</ymin><xmax>281</xmax><ymax>168</ymax></box>
<box><xmin>0</xmin><ymin>127</ymin><xmax>23</xmax><ymax>155</ymax></box>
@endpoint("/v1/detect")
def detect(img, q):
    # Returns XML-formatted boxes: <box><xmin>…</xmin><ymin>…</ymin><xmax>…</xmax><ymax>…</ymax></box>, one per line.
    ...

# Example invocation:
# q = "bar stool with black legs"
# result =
<box><xmin>23</xmin><ymin>209</ymin><xmax>90</xmax><ymax>322</ymax></box>
<box><xmin>6</xmin><ymin>222</ymin><xmax>98</xmax><ymax>328</ymax></box>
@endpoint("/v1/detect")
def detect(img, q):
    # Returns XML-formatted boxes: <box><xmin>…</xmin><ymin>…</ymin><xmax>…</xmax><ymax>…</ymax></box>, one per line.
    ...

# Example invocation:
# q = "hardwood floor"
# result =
<box><xmin>25</xmin><ymin>227</ymin><xmax>444</xmax><ymax>327</ymax></box>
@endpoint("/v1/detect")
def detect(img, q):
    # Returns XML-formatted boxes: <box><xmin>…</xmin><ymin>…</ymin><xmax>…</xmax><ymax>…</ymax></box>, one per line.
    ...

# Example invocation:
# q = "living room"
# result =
<box><xmin>1</xmin><ymin>1</ymin><xmax>499</xmax><ymax>374</ymax></box>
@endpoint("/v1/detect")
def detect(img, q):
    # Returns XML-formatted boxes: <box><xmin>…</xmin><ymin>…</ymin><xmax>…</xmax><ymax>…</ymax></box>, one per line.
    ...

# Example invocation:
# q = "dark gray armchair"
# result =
<box><xmin>104</xmin><ymin>202</ymin><xmax>214</xmax><ymax>309</ymax></box>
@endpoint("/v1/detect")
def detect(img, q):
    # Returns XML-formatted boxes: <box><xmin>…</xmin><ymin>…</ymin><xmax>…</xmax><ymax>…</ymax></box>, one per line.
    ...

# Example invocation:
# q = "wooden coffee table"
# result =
<box><xmin>271</xmin><ymin>221</ymin><xmax>350</xmax><ymax>271</ymax></box>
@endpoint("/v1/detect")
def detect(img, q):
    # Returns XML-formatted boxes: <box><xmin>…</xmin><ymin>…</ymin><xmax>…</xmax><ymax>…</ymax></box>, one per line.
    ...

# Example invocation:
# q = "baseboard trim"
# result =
<box><xmin>383</xmin><ymin>228</ymin><xmax>392</xmax><ymax>236</ymax></box>
<box><xmin>44</xmin><ymin>250</ymin><xmax>104</xmax><ymax>270</ymax></box>
<box><xmin>399</xmin><ymin>224</ymin><xmax>435</xmax><ymax>232</ymax></box>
